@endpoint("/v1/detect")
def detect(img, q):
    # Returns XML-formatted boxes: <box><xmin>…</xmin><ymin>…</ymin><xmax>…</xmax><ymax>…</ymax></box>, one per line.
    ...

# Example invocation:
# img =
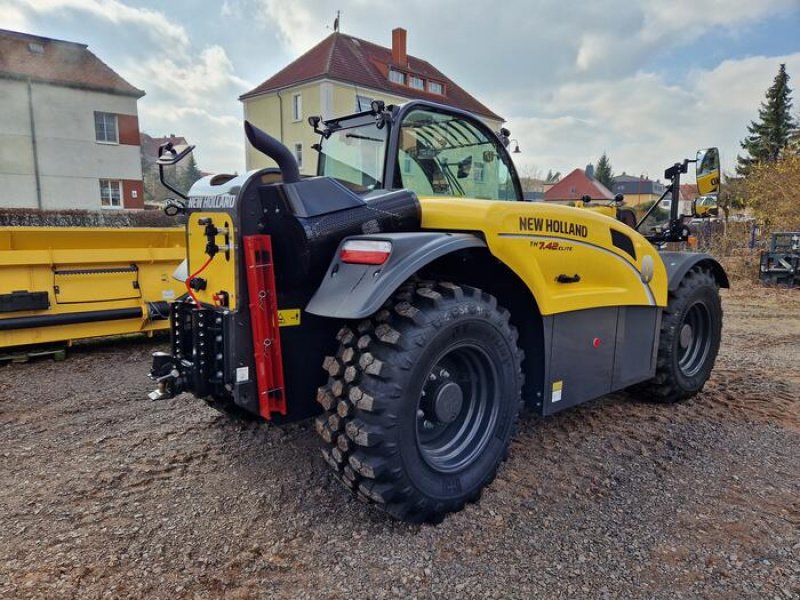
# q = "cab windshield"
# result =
<box><xmin>396</xmin><ymin>109</ymin><xmax>518</xmax><ymax>201</ymax></box>
<box><xmin>318</xmin><ymin>114</ymin><xmax>388</xmax><ymax>193</ymax></box>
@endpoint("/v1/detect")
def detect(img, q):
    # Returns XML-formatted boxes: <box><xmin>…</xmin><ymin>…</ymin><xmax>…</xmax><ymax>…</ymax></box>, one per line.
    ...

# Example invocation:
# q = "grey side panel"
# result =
<box><xmin>612</xmin><ymin>306</ymin><xmax>661</xmax><ymax>389</ymax></box>
<box><xmin>543</xmin><ymin>307</ymin><xmax>618</xmax><ymax>416</ymax></box>
<box><xmin>660</xmin><ymin>251</ymin><xmax>730</xmax><ymax>290</ymax></box>
<box><xmin>540</xmin><ymin>306</ymin><xmax>661</xmax><ymax>417</ymax></box>
<box><xmin>305</xmin><ymin>232</ymin><xmax>486</xmax><ymax>319</ymax></box>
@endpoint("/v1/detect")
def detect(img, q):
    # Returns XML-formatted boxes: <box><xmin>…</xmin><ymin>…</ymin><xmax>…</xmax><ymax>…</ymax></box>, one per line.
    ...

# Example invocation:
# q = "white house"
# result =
<box><xmin>0</xmin><ymin>29</ymin><xmax>145</xmax><ymax>210</ymax></box>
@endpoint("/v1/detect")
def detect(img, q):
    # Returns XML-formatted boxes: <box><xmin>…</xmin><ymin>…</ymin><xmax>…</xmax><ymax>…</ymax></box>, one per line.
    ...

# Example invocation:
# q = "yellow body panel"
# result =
<box><xmin>0</xmin><ymin>227</ymin><xmax>185</xmax><ymax>349</ymax></box>
<box><xmin>187</xmin><ymin>212</ymin><xmax>237</xmax><ymax>307</ymax></box>
<box><xmin>419</xmin><ymin>197</ymin><xmax>668</xmax><ymax>315</ymax></box>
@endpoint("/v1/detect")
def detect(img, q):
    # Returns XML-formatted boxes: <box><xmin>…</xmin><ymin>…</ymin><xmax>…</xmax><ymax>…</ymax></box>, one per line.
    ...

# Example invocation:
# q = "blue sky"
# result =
<box><xmin>3</xmin><ymin>0</ymin><xmax>799</xmax><ymax>181</ymax></box>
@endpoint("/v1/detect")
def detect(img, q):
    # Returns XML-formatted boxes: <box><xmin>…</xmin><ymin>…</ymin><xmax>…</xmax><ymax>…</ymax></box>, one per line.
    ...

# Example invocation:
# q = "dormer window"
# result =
<box><xmin>409</xmin><ymin>75</ymin><xmax>424</xmax><ymax>90</ymax></box>
<box><xmin>389</xmin><ymin>69</ymin><xmax>405</xmax><ymax>85</ymax></box>
<box><xmin>27</xmin><ymin>42</ymin><xmax>44</xmax><ymax>54</ymax></box>
<box><xmin>428</xmin><ymin>81</ymin><xmax>444</xmax><ymax>95</ymax></box>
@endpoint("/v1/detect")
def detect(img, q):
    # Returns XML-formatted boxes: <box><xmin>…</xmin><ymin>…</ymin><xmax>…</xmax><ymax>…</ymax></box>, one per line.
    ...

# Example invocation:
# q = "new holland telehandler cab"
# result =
<box><xmin>150</xmin><ymin>100</ymin><xmax>727</xmax><ymax>523</ymax></box>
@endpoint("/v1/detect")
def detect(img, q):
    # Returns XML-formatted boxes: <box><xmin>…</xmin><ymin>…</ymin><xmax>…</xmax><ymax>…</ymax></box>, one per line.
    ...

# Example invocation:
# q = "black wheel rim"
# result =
<box><xmin>416</xmin><ymin>344</ymin><xmax>499</xmax><ymax>474</ymax></box>
<box><xmin>677</xmin><ymin>301</ymin><xmax>712</xmax><ymax>377</ymax></box>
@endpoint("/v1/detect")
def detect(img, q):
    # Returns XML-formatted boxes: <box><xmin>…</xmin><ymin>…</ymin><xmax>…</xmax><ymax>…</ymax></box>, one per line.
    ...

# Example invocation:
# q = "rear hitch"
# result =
<box><xmin>148</xmin><ymin>351</ymin><xmax>180</xmax><ymax>401</ymax></box>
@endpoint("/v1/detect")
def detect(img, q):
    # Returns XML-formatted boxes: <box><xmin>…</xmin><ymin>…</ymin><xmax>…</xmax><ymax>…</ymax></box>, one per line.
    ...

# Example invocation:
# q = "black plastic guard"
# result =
<box><xmin>660</xmin><ymin>251</ymin><xmax>730</xmax><ymax>290</ymax></box>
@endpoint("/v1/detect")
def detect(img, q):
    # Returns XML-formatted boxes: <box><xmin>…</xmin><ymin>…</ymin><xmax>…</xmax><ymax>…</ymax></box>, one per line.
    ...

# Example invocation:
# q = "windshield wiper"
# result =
<box><xmin>345</xmin><ymin>133</ymin><xmax>384</xmax><ymax>143</ymax></box>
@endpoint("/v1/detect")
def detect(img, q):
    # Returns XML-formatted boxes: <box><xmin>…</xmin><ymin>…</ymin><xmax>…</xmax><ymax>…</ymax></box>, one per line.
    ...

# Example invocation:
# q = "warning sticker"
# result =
<box><xmin>236</xmin><ymin>366</ymin><xmax>249</xmax><ymax>383</ymax></box>
<box><xmin>278</xmin><ymin>308</ymin><xmax>301</xmax><ymax>327</ymax></box>
<box><xmin>551</xmin><ymin>380</ymin><xmax>563</xmax><ymax>403</ymax></box>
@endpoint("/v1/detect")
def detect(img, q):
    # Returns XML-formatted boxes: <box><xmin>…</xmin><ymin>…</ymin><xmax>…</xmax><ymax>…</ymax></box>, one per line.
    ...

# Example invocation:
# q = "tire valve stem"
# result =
<box><xmin>423</xmin><ymin>420</ymin><xmax>435</xmax><ymax>430</ymax></box>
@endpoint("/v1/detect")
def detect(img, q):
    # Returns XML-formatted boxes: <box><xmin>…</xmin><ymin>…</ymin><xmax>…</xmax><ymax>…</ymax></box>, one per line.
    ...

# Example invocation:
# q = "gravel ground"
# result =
<box><xmin>1</xmin><ymin>286</ymin><xmax>798</xmax><ymax>599</ymax></box>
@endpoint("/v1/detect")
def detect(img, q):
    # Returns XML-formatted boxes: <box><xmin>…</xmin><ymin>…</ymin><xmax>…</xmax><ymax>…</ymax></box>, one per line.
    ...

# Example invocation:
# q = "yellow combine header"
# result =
<box><xmin>0</xmin><ymin>227</ymin><xmax>185</xmax><ymax>349</ymax></box>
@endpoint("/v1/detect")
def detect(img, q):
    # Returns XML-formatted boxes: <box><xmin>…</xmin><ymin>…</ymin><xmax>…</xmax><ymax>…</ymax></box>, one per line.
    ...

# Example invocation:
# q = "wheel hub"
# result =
<box><xmin>432</xmin><ymin>381</ymin><xmax>463</xmax><ymax>424</ymax></box>
<box><xmin>416</xmin><ymin>346</ymin><xmax>500</xmax><ymax>474</ymax></box>
<box><xmin>679</xmin><ymin>323</ymin><xmax>693</xmax><ymax>348</ymax></box>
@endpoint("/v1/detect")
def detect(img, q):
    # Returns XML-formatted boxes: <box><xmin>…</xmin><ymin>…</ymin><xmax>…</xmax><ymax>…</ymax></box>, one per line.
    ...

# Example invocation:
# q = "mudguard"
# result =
<box><xmin>660</xmin><ymin>251</ymin><xmax>729</xmax><ymax>291</ymax></box>
<box><xmin>305</xmin><ymin>232</ymin><xmax>486</xmax><ymax>319</ymax></box>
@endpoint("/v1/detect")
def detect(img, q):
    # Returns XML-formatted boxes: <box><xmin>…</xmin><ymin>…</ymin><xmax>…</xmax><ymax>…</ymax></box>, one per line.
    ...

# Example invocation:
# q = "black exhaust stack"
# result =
<box><xmin>244</xmin><ymin>121</ymin><xmax>301</xmax><ymax>184</ymax></box>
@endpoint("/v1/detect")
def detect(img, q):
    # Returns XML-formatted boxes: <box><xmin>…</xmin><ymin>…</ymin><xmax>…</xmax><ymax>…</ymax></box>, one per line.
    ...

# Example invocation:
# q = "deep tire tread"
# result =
<box><xmin>315</xmin><ymin>280</ymin><xmax>523</xmax><ymax>523</ymax></box>
<box><xmin>632</xmin><ymin>267</ymin><xmax>723</xmax><ymax>404</ymax></box>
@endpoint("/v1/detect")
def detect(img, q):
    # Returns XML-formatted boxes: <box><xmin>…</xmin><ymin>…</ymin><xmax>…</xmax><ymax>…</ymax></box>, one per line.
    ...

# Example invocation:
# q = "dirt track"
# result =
<box><xmin>1</xmin><ymin>286</ymin><xmax>798</xmax><ymax>599</ymax></box>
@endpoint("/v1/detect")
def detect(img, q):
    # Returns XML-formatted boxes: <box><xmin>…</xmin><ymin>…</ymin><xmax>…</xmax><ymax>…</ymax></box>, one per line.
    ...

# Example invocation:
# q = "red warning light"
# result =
<box><xmin>592</xmin><ymin>337</ymin><xmax>601</xmax><ymax>349</ymax></box>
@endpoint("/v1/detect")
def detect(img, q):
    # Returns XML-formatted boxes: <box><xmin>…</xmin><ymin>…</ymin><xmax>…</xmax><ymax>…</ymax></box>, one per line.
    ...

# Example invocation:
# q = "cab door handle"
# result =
<box><xmin>556</xmin><ymin>273</ymin><xmax>581</xmax><ymax>284</ymax></box>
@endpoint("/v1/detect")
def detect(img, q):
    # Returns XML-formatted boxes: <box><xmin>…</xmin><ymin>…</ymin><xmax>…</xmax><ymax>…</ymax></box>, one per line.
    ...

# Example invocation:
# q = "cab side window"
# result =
<box><xmin>396</xmin><ymin>109</ymin><xmax>518</xmax><ymax>201</ymax></box>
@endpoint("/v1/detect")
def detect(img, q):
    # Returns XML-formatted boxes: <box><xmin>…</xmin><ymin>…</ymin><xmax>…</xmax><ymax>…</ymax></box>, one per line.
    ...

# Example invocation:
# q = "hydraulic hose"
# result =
<box><xmin>185</xmin><ymin>254</ymin><xmax>215</xmax><ymax>307</ymax></box>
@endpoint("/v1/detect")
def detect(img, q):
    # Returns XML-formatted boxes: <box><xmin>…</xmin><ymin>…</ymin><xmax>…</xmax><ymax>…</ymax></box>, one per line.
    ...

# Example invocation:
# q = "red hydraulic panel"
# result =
<box><xmin>243</xmin><ymin>235</ymin><xmax>286</xmax><ymax>419</ymax></box>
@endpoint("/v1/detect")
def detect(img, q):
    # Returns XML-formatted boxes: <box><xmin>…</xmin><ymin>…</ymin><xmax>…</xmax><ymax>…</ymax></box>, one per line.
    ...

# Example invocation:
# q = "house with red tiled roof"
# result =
<box><xmin>544</xmin><ymin>168</ymin><xmax>614</xmax><ymax>204</ymax></box>
<box><xmin>140</xmin><ymin>133</ymin><xmax>189</xmax><ymax>167</ymax></box>
<box><xmin>0</xmin><ymin>29</ymin><xmax>145</xmax><ymax>210</ymax></box>
<box><xmin>611</xmin><ymin>174</ymin><xmax>668</xmax><ymax>207</ymax></box>
<box><xmin>240</xmin><ymin>28</ymin><xmax>504</xmax><ymax>175</ymax></box>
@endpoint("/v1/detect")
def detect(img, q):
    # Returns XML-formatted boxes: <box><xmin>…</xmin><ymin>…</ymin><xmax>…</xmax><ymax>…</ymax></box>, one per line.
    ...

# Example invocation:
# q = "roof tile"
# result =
<box><xmin>240</xmin><ymin>32</ymin><xmax>501</xmax><ymax>121</ymax></box>
<box><xmin>545</xmin><ymin>169</ymin><xmax>614</xmax><ymax>201</ymax></box>
<box><xmin>0</xmin><ymin>28</ymin><xmax>144</xmax><ymax>97</ymax></box>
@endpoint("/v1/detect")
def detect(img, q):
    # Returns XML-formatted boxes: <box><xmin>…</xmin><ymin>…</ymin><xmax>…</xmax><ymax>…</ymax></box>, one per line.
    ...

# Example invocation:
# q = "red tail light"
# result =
<box><xmin>340</xmin><ymin>240</ymin><xmax>392</xmax><ymax>265</ymax></box>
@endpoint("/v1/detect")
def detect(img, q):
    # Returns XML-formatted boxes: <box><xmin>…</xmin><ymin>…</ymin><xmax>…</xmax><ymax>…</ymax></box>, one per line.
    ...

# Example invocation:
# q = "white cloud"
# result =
<box><xmin>0</xmin><ymin>2</ymin><xmax>29</xmax><ymax>30</ymax></box>
<box><xmin>504</xmin><ymin>52</ymin><xmax>800</xmax><ymax>183</ymax></box>
<box><xmin>257</xmin><ymin>0</ymin><xmax>323</xmax><ymax>54</ymax></box>
<box><xmin>3</xmin><ymin>0</ymin><xmax>251</xmax><ymax>172</ymax></box>
<box><xmin>7</xmin><ymin>0</ymin><xmax>189</xmax><ymax>48</ymax></box>
<box><xmin>640</xmin><ymin>0</ymin><xmax>798</xmax><ymax>40</ymax></box>
<box><xmin>125</xmin><ymin>46</ymin><xmax>251</xmax><ymax>101</ymax></box>
<box><xmin>119</xmin><ymin>43</ymin><xmax>251</xmax><ymax>172</ymax></box>
<box><xmin>3</xmin><ymin>0</ymin><xmax>798</xmax><ymax>179</ymax></box>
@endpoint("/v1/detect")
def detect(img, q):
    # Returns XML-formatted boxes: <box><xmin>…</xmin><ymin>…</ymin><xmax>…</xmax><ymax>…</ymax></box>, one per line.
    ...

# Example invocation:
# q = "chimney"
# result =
<box><xmin>585</xmin><ymin>164</ymin><xmax>595</xmax><ymax>179</ymax></box>
<box><xmin>392</xmin><ymin>28</ymin><xmax>407</xmax><ymax>66</ymax></box>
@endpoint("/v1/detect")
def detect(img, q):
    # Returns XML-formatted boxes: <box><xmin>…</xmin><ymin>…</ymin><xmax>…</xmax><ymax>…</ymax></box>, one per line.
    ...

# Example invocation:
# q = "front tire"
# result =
<box><xmin>315</xmin><ymin>281</ymin><xmax>523</xmax><ymax>523</ymax></box>
<box><xmin>633</xmin><ymin>267</ymin><xmax>723</xmax><ymax>403</ymax></box>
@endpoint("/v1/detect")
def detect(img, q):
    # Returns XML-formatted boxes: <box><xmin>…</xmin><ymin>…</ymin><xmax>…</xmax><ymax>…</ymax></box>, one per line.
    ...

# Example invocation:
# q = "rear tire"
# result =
<box><xmin>315</xmin><ymin>281</ymin><xmax>523</xmax><ymax>523</ymax></box>
<box><xmin>632</xmin><ymin>267</ymin><xmax>722</xmax><ymax>403</ymax></box>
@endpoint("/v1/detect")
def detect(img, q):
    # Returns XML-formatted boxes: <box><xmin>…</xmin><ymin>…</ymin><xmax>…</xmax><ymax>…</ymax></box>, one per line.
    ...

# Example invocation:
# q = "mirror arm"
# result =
<box><xmin>635</xmin><ymin>184</ymin><xmax>672</xmax><ymax>231</ymax></box>
<box><xmin>159</xmin><ymin>163</ymin><xmax>189</xmax><ymax>200</ymax></box>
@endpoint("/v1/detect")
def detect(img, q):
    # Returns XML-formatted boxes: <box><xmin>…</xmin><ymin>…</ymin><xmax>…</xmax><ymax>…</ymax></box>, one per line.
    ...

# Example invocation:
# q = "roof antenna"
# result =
<box><xmin>330</xmin><ymin>10</ymin><xmax>340</xmax><ymax>32</ymax></box>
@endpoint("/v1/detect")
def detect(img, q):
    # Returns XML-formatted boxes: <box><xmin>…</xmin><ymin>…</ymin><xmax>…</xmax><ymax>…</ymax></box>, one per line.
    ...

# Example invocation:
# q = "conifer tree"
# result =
<box><xmin>595</xmin><ymin>152</ymin><xmax>614</xmax><ymax>189</ymax></box>
<box><xmin>737</xmin><ymin>64</ymin><xmax>797</xmax><ymax>175</ymax></box>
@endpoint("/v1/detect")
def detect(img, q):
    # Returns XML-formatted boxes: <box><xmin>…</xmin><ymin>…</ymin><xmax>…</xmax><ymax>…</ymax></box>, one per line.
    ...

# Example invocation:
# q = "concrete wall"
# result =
<box><xmin>0</xmin><ymin>78</ymin><xmax>143</xmax><ymax>210</ymax></box>
<box><xmin>242</xmin><ymin>80</ymin><xmax>504</xmax><ymax>176</ymax></box>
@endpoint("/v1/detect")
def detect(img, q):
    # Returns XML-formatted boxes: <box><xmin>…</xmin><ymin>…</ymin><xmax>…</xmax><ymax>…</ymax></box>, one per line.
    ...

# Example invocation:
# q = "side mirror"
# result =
<box><xmin>457</xmin><ymin>156</ymin><xmax>473</xmax><ymax>178</ymax></box>
<box><xmin>695</xmin><ymin>147</ymin><xmax>721</xmax><ymax>196</ymax></box>
<box><xmin>693</xmin><ymin>195</ymin><xmax>718</xmax><ymax>218</ymax></box>
<box><xmin>156</xmin><ymin>142</ymin><xmax>195</xmax><ymax>166</ymax></box>
<box><xmin>370</xmin><ymin>100</ymin><xmax>385</xmax><ymax>114</ymax></box>
<box><xmin>308</xmin><ymin>115</ymin><xmax>329</xmax><ymax>137</ymax></box>
<box><xmin>613</xmin><ymin>193</ymin><xmax>624</xmax><ymax>205</ymax></box>
<box><xmin>498</xmin><ymin>128</ymin><xmax>511</xmax><ymax>148</ymax></box>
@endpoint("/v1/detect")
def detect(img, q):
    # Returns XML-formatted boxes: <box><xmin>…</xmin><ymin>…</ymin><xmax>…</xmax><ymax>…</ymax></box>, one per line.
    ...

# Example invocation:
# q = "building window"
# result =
<box><xmin>292</xmin><ymin>93</ymin><xmax>302</xmax><ymax>121</ymax></box>
<box><xmin>409</xmin><ymin>75</ymin><xmax>424</xmax><ymax>90</ymax></box>
<box><xmin>355</xmin><ymin>94</ymin><xmax>374</xmax><ymax>112</ymax></box>
<box><xmin>294</xmin><ymin>143</ymin><xmax>303</xmax><ymax>169</ymax></box>
<box><xmin>428</xmin><ymin>81</ymin><xmax>444</xmax><ymax>95</ymax></box>
<box><xmin>99</xmin><ymin>179</ymin><xmax>122</xmax><ymax>208</ymax></box>
<box><xmin>94</xmin><ymin>111</ymin><xmax>118</xmax><ymax>143</ymax></box>
<box><xmin>473</xmin><ymin>162</ymin><xmax>485</xmax><ymax>182</ymax></box>
<box><xmin>389</xmin><ymin>69</ymin><xmax>405</xmax><ymax>85</ymax></box>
